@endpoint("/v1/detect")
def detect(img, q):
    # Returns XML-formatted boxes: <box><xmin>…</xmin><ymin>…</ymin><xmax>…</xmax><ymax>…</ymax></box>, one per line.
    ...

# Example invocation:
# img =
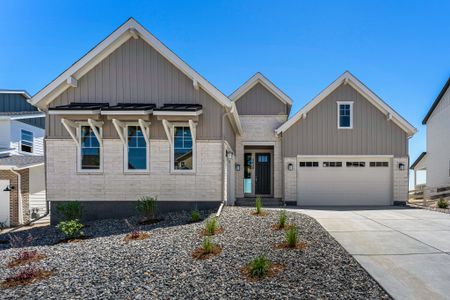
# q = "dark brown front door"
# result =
<box><xmin>255</xmin><ymin>153</ymin><xmax>271</xmax><ymax>195</ymax></box>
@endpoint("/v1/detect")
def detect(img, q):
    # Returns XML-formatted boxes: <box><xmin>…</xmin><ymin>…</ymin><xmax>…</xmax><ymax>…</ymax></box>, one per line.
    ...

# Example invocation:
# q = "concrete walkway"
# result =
<box><xmin>291</xmin><ymin>207</ymin><xmax>450</xmax><ymax>300</ymax></box>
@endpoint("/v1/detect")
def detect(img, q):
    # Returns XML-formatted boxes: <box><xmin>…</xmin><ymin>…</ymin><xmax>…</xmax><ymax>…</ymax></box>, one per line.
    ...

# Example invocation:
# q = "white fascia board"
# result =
<box><xmin>230</xmin><ymin>72</ymin><xmax>293</xmax><ymax>105</ymax></box>
<box><xmin>276</xmin><ymin>71</ymin><xmax>417</xmax><ymax>136</ymax></box>
<box><xmin>100</xmin><ymin>110</ymin><xmax>153</xmax><ymax>115</ymax></box>
<box><xmin>297</xmin><ymin>155</ymin><xmax>394</xmax><ymax>158</ymax></box>
<box><xmin>30</xmin><ymin>18</ymin><xmax>232</xmax><ymax>110</ymax></box>
<box><xmin>0</xmin><ymin>90</ymin><xmax>31</xmax><ymax>99</ymax></box>
<box><xmin>0</xmin><ymin>162</ymin><xmax>45</xmax><ymax>171</ymax></box>
<box><xmin>48</xmin><ymin>110</ymin><xmax>101</xmax><ymax>115</ymax></box>
<box><xmin>9</xmin><ymin>113</ymin><xmax>46</xmax><ymax>120</ymax></box>
<box><xmin>153</xmin><ymin>110</ymin><xmax>203</xmax><ymax>116</ymax></box>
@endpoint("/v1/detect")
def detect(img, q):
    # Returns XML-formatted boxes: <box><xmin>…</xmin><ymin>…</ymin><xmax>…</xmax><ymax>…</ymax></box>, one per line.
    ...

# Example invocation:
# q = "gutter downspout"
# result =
<box><xmin>221</xmin><ymin>106</ymin><xmax>234</xmax><ymax>206</ymax></box>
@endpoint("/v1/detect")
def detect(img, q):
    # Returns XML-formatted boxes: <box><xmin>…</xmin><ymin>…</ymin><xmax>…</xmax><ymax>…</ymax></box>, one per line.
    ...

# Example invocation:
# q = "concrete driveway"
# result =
<box><xmin>292</xmin><ymin>207</ymin><xmax>450</xmax><ymax>300</ymax></box>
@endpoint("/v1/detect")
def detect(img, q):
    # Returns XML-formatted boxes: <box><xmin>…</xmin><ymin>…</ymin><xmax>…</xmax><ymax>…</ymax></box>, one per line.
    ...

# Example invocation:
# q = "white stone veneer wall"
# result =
<box><xmin>393</xmin><ymin>157</ymin><xmax>409</xmax><ymax>203</ymax></box>
<box><xmin>235</xmin><ymin>115</ymin><xmax>287</xmax><ymax>199</ymax></box>
<box><xmin>46</xmin><ymin>139</ymin><xmax>223</xmax><ymax>202</ymax></box>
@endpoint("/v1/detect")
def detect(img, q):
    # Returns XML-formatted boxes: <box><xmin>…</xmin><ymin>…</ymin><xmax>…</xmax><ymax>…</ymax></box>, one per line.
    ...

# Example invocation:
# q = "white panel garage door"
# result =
<box><xmin>297</xmin><ymin>157</ymin><xmax>392</xmax><ymax>206</ymax></box>
<box><xmin>0</xmin><ymin>180</ymin><xmax>10</xmax><ymax>227</ymax></box>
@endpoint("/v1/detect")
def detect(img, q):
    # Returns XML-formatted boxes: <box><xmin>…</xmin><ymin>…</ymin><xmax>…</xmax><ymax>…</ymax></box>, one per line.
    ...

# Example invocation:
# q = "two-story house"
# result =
<box><xmin>0</xmin><ymin>90</ymin><xmax>46</xmax><ymax>227</ymax></box>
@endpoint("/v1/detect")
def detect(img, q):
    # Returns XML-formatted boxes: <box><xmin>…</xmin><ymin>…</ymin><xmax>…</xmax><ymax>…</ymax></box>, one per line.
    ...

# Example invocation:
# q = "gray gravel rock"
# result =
<box><xmin>0</xmin><ymin>207</ymin><xmax>391</xmax><ymax>299</ymax></box>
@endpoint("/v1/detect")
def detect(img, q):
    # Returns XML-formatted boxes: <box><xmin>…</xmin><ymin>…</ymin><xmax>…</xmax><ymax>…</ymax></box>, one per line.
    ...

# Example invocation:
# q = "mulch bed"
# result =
<box><xmin>274</xmin><ymin>241</ymin><xmax>307</xmax><ymax>250</ymax></box>
<box><xmin>123</xmin><ymin>232</ymin><xmax>150</xmax><ymax>242</ymax></box>
<box><xmin>1</xmin><ymin>270</ymin><xmax>53</xmax><ymax>289</ymax></box>
<box><xmin>240</xmin><ymin>263</ymin><xmax>285</xmax><ymax>282</ymax></box>
<box><xmin>7</xmin><ymin>253</ymin><xmax>46</xmax><ymax>268</ymax></box>
<box><xmin>250</xmin><ymin>211</ymin><xmax>269</xmax><ymax>217</ymax></box>
<box><xmin>200</xmin><ymin>227</ymin><xmax>224</xmax><ymax>237</ymax></box>
<box><xmin>191</xmin><ymin>245</ymin><xmax>222</xmax><ymax>260</ymax></box>
<box><xmin>55</xmin><ymin>235</ymin><xmax>92</xmax><ymax>245</ymax></box>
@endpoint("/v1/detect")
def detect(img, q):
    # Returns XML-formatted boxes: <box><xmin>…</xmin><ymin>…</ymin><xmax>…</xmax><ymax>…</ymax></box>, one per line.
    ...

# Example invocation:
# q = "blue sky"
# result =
<box><xmin>1</xmin><ymin>1</ymin><xmax>449</xmax><ymax>187</ymax></box>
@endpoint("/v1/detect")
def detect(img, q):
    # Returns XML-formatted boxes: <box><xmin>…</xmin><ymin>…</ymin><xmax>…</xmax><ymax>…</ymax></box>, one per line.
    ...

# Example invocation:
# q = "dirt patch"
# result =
<box><xmin>1</xmin><ymin>269</ymin><xmax>53</xmax><ymax>289</ymax></box>
<box><xmin>191</xmin><ymin>245</ymin><xmax>222</xmax><ymax>260</ymax></box>
<box><xmin>270</xmin><ymin>224</ymin><xmax>295</xmax><ymax>231</ymax></box>
<box><xmin>250</xmin><ymin>211</ymin><xmax>268</xmax><ymax>217</ymax></box>
<box><xmin>200</xmin><ymin>227</ymin><xmax>225</xmax><ymax>237</ymax></box>
<box><xmin>273</xmin><ymin>241</ymin><xmax>307</xmax><ymax>250</ymax></box>
<box><xmin>7</xmin><ymin>253</ymin><xmax>46</xmax><ymax>268</ymax></box>
<box><xmin>240</xmin><ymin>263</ymin><xmax>285</xmax><ymax>282</ymax></box>
<box><xmin>55</xmin><ymin>235</ymin><xmax>92</xmax><ymax>244</ymax></box>
<box><xmin>124</xmin><ymin>232</ymin><xmax>150</xmax><ymax>242</ymax></box>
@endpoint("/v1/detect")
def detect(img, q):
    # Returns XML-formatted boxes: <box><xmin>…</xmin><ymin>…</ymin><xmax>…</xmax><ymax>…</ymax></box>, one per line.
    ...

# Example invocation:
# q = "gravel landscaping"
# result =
<box><xmin>0</xmin><ymin>207</ymin><xmax>391</xmax><ymax>299</ymax></box>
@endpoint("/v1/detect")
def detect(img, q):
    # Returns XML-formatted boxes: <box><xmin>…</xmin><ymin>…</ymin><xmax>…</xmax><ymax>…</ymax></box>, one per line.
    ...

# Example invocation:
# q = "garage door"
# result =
<box><xmin>297</xmin><ymin>157</ymin><xmax>392</xmax><ymax>206</ymax></box>
<box><xmin>0</xmin><ymin>180</ymin><xmax>10</xmax><ymax>227</ymax></box>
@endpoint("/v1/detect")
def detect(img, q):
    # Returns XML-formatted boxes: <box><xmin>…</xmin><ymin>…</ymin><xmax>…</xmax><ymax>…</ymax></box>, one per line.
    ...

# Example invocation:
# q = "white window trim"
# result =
<box><xmin>20</xmin><ymin>129</ymin><xmax>34</xmax><ymax>154</ymax></box>
<box><xmin>170</xmin><ymin>122</ymin><xmax>196</xmax><ymax>174</ymax></box>
<box><xmin>77</xmin><ymin>123</ymin><xmax>103</xmax><ymax>173</ymax></box>
<box><xmin>337</xmin><ymin>101</ymin><xmax>353</xmax><ymax>129</ymax></box>
<box><xmin>124</xmin><ymin>123</ymin><xmax>150</xmax><ymax>174</ymax></box>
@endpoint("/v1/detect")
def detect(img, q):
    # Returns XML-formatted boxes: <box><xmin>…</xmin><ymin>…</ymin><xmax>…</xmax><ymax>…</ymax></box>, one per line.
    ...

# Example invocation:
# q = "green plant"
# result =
<box><xmin>437</xmin><ymin>198</ymin><xmax>449</xmax><ymax>209</ymax></box>
<box><xmin>255</xmin><ymin>196</ymin><xmax>262</xmax><ymax>214</ymax></box>
<box><xmin>278</xmin><ymin>210</ymin><xmax>287</xmax><ymax>228</ymax></box>
<box><xmin>190</xmin><ymin>209</ymin><xmax>201</xmax><ymax>222</ymax></box>
<box><xmin>56</xmin><ymin>219</ymin><xmax>84</xmax><ymax>239</ymax></box>
<box><xmin>202</xmin><ymin>237</ymin><xmax>214</xmax><ymax>254</ymax></box>
<box><xmin>205</xmin><ymin>218</ymin><xmax>218</xmax><ymax>236</ymax></box>
<box><xmin>136</xmin><ymin>196</ymin><xmax>158</xmax><ymax>220</ymax></box>
<box><xmin>285</xmin><ymin>225</ymin><xmax>298</xmax><ymax>248</ymax></box>
<box><xmin>248</xmin><ymin>255</ymin><xmax>271</xmax><ymax>278</ymax></box>
<box><xmin>56</xmin><ymin>201</ymin><xmax>83</xmax><ymax>221</ymax></box>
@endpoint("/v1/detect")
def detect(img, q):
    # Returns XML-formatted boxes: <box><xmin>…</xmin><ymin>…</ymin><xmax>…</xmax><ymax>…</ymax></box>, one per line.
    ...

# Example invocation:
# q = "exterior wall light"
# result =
<box><xmin>3</xmin><ymin>185</ymin><xmax>14</xmax><ymax>192</ymax></box>
<box><xmin>235</xmin><ymin>164</ymin><xmax>240</xmax><ymax>171</ymax></box>
<box><xmin>399</xmin><ymin>163</ymin><xmax>405</xmax><ymax>171</ymax></box>
<box><xmin>288</xmin><ymin>163</ymin><xmax>294</xmax><ymax>171</ymax></box>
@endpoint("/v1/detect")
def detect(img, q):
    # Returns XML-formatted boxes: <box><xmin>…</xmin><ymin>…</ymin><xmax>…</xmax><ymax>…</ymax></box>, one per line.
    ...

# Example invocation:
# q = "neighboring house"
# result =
<box><xmin>0</xmin><ymin>90</ymin><xmax>46</xmax><ymax>227</ymax></box>
<box><xmin>411</xmin><ymin>77</ymin><xmax>450</xmax><ymax>192</ymax></box>
<box><xmin>28</xmin><ymin>18</ymin><xmax>416</xmax><ymax>223</ymax></box>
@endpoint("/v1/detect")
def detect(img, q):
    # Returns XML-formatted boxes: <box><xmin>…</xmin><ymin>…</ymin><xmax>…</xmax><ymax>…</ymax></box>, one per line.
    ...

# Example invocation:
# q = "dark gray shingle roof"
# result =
<box><xmin>0</xmin><ymin>156</ymin><xmax>44</xmax><ymax>168</ymax></box>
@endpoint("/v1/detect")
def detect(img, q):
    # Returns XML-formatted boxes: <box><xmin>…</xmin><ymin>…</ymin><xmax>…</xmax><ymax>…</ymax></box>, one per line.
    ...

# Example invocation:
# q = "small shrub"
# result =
<box><xmin>285</xmin><ymin>226</ymin><xmax>298</xmax><ymax>248</ymax></box>
<box><xmin>56</xmin><ymin>201</ymin><xmax>83</xmax><ymax>221</ymax></box>
<box><xmin>8</xmin><ymin>233</ymin><xmax>34</xmax><ymax>248</ymax></box>
<box><xmin>278</xmin><ymin>210</ymin><xmax>287</xmax><ymax>229</ymax></box>
<box><xmin>205</xmin><ymin>218</ymin><xmax>218</xmax><ymax>236</ymax></box>
<box><xmin>136</xmin><ymin>196</ymin><xmax>158</xmax><ymax>221</ymax></box>
<box><xmin>437</xmin><ymin>198</ymin><xmax>449</xmax><ymax>209</ymax></box>
<box><xmin>16</xmin><ymin>250</ymin><xmax>38</xmax><ymax>261</ymax></box>
<box><xmin>255</xmin><ymin>197</ymin><xmax>262</xmax><ymax>214</ymax></box>
<box><xmin>202</xmin><ymin>237</ymin><xmax>214</xmax><ymax>254</ymax></box>
<box><xmin>130</xmin><ymin>230</ymin><xmax>141</xmax><ymax>239</ymax></box>
<box><xmin>190</xmin><ymin>209</ymin><xmax>201</xmax><ymax>222</ymax></box>
<box><xmin>2</xmin><ymin>267</ymin><xmax>52</xmax><ymax>288</ymax></box>
<box><xmin>56</xmin><ymin>219</ymin><xmax>84</xmax><ymax>240</ymax></box>
<box><xmin>248</xmin><ymin>255</ymin><xmax>271</xmax><ymax>278</ymax></box>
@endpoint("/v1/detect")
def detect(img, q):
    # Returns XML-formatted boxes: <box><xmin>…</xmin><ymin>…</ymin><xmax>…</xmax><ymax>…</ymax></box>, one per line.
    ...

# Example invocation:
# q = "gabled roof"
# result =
<box><xmin>275</xmin><ymin>71</ymin><xmax>417</xmax><ymax>137</ymax></box>
<box><xmin>422</xmin><ymin>76</ymin><xmax>450</xmax><ymax>125</ymax></box>
<box><xmin>410</xmin><ymin>152</ymin><xmax>427</xmax><ymax>170</ymax></box>
<box><xmin>0</xmin><ymin>155</ymin><xmax>44</xmax><ymax>170</ymax></box>
<box><xmin>229</xmin><ymin>72</ymin><xmax>293</xmax><ymax>106</ymax></box>
<box><xmin>28</xmin><ymin>18</ymin><xmax>242</xmax><ymax>134</ymax></box>
<box><xmin>0</xmin><ymin>90</ymin><xmax>31</xmax><ymax>99</ymax></box>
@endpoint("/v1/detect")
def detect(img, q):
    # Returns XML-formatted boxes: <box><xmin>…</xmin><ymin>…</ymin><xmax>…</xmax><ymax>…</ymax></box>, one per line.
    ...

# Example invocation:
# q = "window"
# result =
<box><xmin>346</xmin><ymin>161</ymin><xmax>365</xmax><ymax>167</ymax></box>
<box><xmin>244</xmin><ymin>153</ymin><xmax>252</xmax><ymax>194</ymax></box>
<box><xmin>299</xmin><ymin>161</ymin><xmax>319</xmax><ymax>167</ymax></box>
<box><xmin>173</xmin><ymin>126</ymin><xmax>193</xmax><ymax>170</ymax></box>
<box><xmin>323</xmin><ymin>161</ymin><xmax>343</xmax><ymax>167</ymax></box>
<box><xmin>80</xmin><ymin>125</ymin><xmax>101</xmax><ymax>170</ymax></box>
<box><xmin>370</xmin><ymin>161</ymin><xmax>389</xmax><ymax>167</ymax></box>
<box><xmin>337</xmin><ymin>101</ymin><xmax>353</xmax><ymax>128</ymax></box>
<box><xmin>126</xmin><ymin>125</ymin><xmax>148</xmax><ymax>171</ymax></box>
<box><xmin>20</xmin><ymin>130</ymin><xmax>33</xmax><ymax>153</ymax></box>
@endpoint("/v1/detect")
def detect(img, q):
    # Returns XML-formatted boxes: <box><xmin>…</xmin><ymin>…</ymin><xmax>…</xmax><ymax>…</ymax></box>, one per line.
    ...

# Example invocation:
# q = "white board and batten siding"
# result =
<box><xmin>0</xmin><ymin>180</ymin><xmax>10</xmax><ymax>227</ymax></box>
<box><xmin>296</xmin><ymin>156</ymin><xmax>392</xmax><ymax>206</ymax></box>
<box><xmin>29</xmin><ymin>165</ymin><xmax>48</xmax><ymax>223</ymax></box>
<box><xmin>9</xmin><ymin>120</ymin><xmax>45</xmax><ymax>156</ymax></box>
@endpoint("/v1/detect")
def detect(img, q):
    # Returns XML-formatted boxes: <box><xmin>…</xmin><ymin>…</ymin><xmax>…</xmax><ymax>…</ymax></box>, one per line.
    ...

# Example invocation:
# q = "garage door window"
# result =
<box><xmin>299</xmin><ymin>161</ymin><xmax>318</xmax><ymax>167</ymax></box>
<box><xmin>370</xmin><ymin>162</ymin><xmax>389</xmax><ymax>167</ymax></box>
<box><xmin>346</xmin><ymin>161</ymin><xmax>365</xmax><ymax>167</ymax></box>
<box><xmin>323</xmin><ymin>162</ymin><xmax>342</xmax><ymax>167</ymax></box>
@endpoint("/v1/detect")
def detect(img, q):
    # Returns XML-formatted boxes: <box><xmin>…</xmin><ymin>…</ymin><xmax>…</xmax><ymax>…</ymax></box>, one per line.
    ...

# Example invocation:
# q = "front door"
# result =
<box><xmin>255</xmin><ymin>153</ymin><xmax>271</xmax><ymax>195</ymax></box>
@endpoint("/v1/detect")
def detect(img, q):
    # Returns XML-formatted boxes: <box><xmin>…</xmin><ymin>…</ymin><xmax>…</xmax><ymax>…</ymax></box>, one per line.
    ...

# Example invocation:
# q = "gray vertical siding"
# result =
<box><xmin>282</xmin><ymin>84</ymin><xmax>407</xmax><ymax>157</ymax></box>
<box><xmin>234</xmin><ymin>83</ymin><xmax>288</xmax><ymax>115</ymax></box>
<box><xmin>47</xmin><ymin>38</ymin><xmax>236</xmax><ymax>150</ymax></box>
<box><xmin>0</xmin><ymin>93</ymin><xmax>45</xmax><ymax>129</ymax></box>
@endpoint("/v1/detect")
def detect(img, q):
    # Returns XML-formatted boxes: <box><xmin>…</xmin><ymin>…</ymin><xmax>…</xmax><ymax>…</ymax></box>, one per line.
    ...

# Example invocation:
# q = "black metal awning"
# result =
<box><xmin>101</xmin><ymin>103</ymin><xmax>156</xmax><ymax>111</ymax></box>
<box><xmin>154</xmin><ymin>104</ymin><xmax>203</xmax><ymax>112</ymax></box>
<box><xmin>49</xmin><ymin>102</ymin><xmax>110</xmax><ymax>111</ymax></box>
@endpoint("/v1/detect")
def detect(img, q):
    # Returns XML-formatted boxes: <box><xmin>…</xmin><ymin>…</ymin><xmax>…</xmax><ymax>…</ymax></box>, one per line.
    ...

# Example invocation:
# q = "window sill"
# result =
<box><xmin>170</xmin><ymin>170</ymin><xmax>196</xmax><ymax>175</ymax></box>
<box><xmin>77</xmin><ymin>171</ymin><xmax>103</xmax><ymax>175</ymax></box>
<box><xmin>124</xmin><ymin>171</ymin><xmax>150</xmax><ymax>175</ymax></box>
<box><xmin>337</xmin><ymin>127</ymin><xmax>353</xmax><ymax>129</ymax></box>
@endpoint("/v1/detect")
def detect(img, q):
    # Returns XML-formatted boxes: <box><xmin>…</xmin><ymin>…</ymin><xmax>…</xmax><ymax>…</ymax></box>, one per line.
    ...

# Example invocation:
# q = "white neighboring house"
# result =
<box><xmin>0</xmin><ymin>90</ymin><xmax>46</xmax><ymax>228</ymax></box>
<box><xmin>412</xmin><ymin>77</ymin><xmax>450</xmax><ymax>194</ymax></box>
